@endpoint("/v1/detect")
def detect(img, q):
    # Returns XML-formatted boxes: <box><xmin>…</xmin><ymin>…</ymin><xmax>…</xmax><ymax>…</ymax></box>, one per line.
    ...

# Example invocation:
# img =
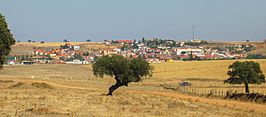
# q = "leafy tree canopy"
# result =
<box><xmin>0</xmin><ymin>13</ymin><xmax>16</xmax><ymax>69</ymax></box>
<box><xmin>93</xmin><ymin>55</ymin><xmax>153</xmax><ymax>95</ymax></box>
<box><xmin>225</xmin><ymin>61</ymin><xmax>265</xmax><ymax>93</ymax></box>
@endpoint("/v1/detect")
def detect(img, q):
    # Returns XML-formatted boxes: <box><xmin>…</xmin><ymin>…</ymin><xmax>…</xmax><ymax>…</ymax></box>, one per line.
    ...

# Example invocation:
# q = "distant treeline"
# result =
<box><xmin>246</xmin><ymin>54</ymin><xmax>266</xmax><ymax>59</ymax></box>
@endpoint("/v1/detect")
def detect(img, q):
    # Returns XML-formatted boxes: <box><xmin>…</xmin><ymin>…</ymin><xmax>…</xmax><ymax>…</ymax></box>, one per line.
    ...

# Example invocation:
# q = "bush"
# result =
<box><xmin>246</xmin><ymin>54</ymin><xmax>266</xmax><ymax>59</ymax></box>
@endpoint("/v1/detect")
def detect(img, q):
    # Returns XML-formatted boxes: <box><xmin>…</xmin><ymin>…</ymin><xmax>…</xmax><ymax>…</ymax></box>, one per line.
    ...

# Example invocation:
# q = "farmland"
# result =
<box><xmin>2</xmin><ymin>0</ymin><xmax>266</xmax><ymax>116</ymax></box>
<box><xmin>0</xmin><ymin>60</ymin><xmax>266</xmax><ymax>116</ymax></box>
<box><xmin>10</xmin><ymin>42</ymin><xmax>122</xmax><ymax>55</ymax></box>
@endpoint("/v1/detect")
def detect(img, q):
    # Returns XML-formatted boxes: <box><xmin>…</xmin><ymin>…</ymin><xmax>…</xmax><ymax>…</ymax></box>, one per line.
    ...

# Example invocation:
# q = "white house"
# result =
<box><xmin>73</xmin><ymin>46</ymin><xmax>80</xmax><ymax>50</ymax></box>
<box><xmin>66</xmin><ymin>59</ymin><xmax>89</xmax><ymax>64</ymax></box>
<box><xmin>174</xmin><ymin>48</ymin><xmax>203</xmax><ymax>55</ymax></box>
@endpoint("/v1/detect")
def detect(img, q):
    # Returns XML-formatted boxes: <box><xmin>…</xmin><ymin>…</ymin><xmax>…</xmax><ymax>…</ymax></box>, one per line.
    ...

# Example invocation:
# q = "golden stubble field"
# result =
<box><xmin>10</xmin><ymin>42</ymin><xmax>122</xmax><ymax>55</ymax></box>
<box><xmin>14</xmin><ymin>42</ymin><xmax>98</xmax><ymax>47</ymax></box>
<box><xmin>0</xmin><ymin>60</ymin><xmax>266</xmax><ymax>116</ymax></box>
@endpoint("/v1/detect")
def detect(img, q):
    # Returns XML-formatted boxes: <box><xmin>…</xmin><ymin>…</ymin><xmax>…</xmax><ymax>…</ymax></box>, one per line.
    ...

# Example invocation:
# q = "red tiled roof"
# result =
<box><xmin>116</xmin><ymin>40</ymin><xmax>133</xmax><ymax>43</ymax></box>
<box><xmin>35</xmin><ymin>50</ymin><xmax>44</xmax><ymax>52</ymax></box>
<box><xmin>203</xmin><ymin>54</ymin><xmax>214</xmax><ymax>59</ymax></box>
<box><xmin>46</xmin><ymin>52</ymin><xmax>52</xmax><ymax>54</ymax></box>
<box><xmin>179</xmin><ymin>55</ymin><xmax>189</xmax><ymax>59</ymax></box>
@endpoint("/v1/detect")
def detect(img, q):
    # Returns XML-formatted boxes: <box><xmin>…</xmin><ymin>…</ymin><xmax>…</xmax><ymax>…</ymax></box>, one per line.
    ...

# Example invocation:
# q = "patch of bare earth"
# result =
<box><xmin>1</xmin><ymin>63</ymin><xmax>266</xmax><ymax>116</ymax></box>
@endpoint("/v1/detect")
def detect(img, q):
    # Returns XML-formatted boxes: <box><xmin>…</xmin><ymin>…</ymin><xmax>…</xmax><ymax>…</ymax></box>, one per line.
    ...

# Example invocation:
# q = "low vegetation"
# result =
<box><xmin>246</xmin><ymin>54</ymin><xmax>266</xmax><ymax>59</ymax></box>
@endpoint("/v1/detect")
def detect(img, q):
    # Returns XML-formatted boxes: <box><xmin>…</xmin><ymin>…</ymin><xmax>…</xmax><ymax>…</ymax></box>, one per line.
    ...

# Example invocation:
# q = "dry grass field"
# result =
<box><xmin>0</xmin><ymin>60</ymin><xmax>266</xmax><ymax>116</ymax></box>
<box><xmin>10</xmin><ymin>42</ymin><xmax>122</xmax><ymax>55</ymax></box>
<box><xmin>14</xmin><ymin>42</ymin><xmax>98</xmax><ymax>47</ymax></box>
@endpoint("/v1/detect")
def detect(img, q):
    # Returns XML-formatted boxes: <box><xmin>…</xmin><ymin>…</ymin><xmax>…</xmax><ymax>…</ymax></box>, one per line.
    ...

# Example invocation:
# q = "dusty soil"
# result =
<box><xmin>0</xmin><ymin>62</ymin><xmax>266</xmax><ymax>117</ymax></box>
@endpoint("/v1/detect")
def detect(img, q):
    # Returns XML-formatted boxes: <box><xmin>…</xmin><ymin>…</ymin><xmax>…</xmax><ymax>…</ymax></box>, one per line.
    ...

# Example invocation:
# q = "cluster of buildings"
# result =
<box><xmin>102</xmin><ymin>39</ymin><xmax>251</xmax><ymax>63</ymax></box>
<box><xmin>8</xmin><ymin>43</ymin><xmax>90</xmax><ymax>65</ymax></box>
<box><xmin>7</xmin><ymin>39</ymin><xmax>252</xmax><ymax>65</ymax></box>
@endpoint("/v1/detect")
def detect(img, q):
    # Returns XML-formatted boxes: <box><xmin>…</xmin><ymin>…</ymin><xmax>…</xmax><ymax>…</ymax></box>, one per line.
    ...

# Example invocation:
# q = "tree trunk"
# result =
<box><xmin>107</xmin><ymin>77</ymin><xmax>122</xmax><ymax>96</ymax></box>
<box><xmin>245</xmin><ymin>83</ymin><xmax>250</xmax><ymax>94</ymax></box>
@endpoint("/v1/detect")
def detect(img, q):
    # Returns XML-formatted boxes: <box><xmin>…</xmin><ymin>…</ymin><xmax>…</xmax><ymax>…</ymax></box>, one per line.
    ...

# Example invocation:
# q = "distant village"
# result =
<box><xmin>6</xmin><ymin>38</ymin><xmax>262</xmax><ymax>65</ymax></box>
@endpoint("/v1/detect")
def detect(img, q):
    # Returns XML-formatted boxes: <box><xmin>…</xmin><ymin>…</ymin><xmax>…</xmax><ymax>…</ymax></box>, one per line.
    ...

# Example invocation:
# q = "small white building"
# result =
<box><xmin>73</xmin><ymin>46</ymin><xmax>80</xmax><ymax>50</ymax></box>
<box><xmin>8</xmin><ymin>60</ymin><xmax>15</xmax><ymax>65</ymax></box>
<box><xmin>190</xmin><ymin>39</ymin><xmax>202</xmax><ymax>43</ymax></box>
<box><xmin>174</xmin><ymin>48</ymin><xmax>203</xmax><ymax>55</ymax></box>
<box><xmin>66</xmin><ymin>59</ymin><xmax>89</xmax><ymax>64</ymax></box>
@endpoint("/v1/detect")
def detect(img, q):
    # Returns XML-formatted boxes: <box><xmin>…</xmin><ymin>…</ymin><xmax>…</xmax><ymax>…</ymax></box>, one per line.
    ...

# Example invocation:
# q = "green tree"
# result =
<box><xmin>63</xmin><ymin>39</ymin><xmax>69</xmax><ymax>42</ymax></box>
<box><xmin>121</xmin><ymin>45</ymin><xmax>129</xmax><ymax>51</ymax></box>
<box><xmin>226</xmin><ymin>61</ymin><xmax>265</xmax><ymax>93</ymax></box>
<box><xmin>93</xmin><ymin>55</ymin><xmax>153</xmax><ymax>95</ymax></box>
<box><xmin>132</xmin><ymin>43</ymin><xmax>139</xmax><ymax>49</ymax></box>
<box><xmin>141</xmin><ymin>37</ymin><xmax>146</xmax><ymax>44</ymax></box>
<box><xmin>83</xmin><ymin>52</ymin><xmax>89</xmax><ymax>56</ymax></box>
<box><xmin>74</xmin><ymin>54</ymin><xmax>85</xmax><ymax>61</ymax></box>
<box><xmin>246</xmin><ymin>54</ymin><xmax>266</xmax><ymax>59</ymax></box>
<box><xmin>0</xmin><ymin>14</ymin><xmax>15</xmax><ymax>69</ymax></box>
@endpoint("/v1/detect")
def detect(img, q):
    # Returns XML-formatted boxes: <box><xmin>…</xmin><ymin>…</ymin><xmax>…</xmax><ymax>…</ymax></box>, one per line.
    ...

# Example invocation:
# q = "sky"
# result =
<box><xmin>0</xmin><ymin>0</ymin><xmax>266</xmax><ymax>42</ymax></box>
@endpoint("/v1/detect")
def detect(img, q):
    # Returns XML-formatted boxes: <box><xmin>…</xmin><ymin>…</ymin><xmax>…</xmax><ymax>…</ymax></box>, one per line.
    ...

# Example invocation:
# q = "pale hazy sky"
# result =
<box><xmin>0</xmin><ymin>0</ymin><xmax>266</xmax><ymax>42</ymax></box>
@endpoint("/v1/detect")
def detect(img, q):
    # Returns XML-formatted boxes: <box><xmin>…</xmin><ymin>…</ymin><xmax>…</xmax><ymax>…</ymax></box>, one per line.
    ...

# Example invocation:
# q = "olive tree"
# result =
<box><xmin>0</xmin><ymin>13</ymin><xmax>15</xmax><ymax>69</ymax></box>
<box><xmin>225</xmin><ymin>61</ymin><xmax>265</xmax><ymax>93</ymax></box>
<box><xmin>93</xmin><ymin>55</ymin><xmax>153</xmax><ymax>95</ymax></box>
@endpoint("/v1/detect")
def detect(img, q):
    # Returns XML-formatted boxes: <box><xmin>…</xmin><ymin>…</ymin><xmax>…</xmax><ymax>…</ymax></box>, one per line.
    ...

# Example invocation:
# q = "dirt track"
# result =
<box><xmin>6</xmin><ymin>78</ymin><xmax>266</xmax><ymax>115</ymax></box>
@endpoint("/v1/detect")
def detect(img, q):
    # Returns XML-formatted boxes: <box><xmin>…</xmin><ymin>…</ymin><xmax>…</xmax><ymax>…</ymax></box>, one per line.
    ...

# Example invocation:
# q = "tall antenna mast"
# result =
<box><xmin>192</xmin><ymin>24</ymin><xmax>195</xmax><ymax>40</ymax></box>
